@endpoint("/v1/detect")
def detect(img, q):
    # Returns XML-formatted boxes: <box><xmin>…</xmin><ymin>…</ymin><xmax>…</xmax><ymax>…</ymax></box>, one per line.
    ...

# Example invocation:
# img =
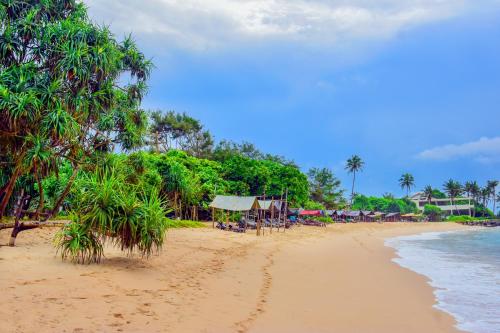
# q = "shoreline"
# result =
<box><xmin>0</xmin><ymin>222</ymin><xmax>467</xmax><ymax>332</ymax></box>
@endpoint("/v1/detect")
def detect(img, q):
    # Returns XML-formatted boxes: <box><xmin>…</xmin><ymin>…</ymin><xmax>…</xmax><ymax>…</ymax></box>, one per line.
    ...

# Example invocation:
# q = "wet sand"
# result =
<box><xmin>0</xmin><ymin>222</ymin><xmax>466</xmax><ymax>333</ymax></box>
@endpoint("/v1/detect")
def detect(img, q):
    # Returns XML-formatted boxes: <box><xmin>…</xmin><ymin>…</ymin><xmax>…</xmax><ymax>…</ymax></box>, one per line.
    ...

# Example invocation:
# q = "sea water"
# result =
<box><xmin>386</xmin><ymin>228</ymin><xmax>500</xmax><ymax>333</ymax></box>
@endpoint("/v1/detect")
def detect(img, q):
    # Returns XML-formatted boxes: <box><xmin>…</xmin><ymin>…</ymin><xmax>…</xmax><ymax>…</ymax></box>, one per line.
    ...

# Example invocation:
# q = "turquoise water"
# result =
<box><xmin>386</xmin><ymin>228</ymin><xmax>500</xmax><ymax>333</ymax></box>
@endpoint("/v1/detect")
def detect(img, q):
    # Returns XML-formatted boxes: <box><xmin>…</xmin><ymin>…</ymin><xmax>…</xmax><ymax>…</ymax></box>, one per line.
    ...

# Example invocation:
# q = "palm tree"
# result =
<box><xmin>443</xmin><ymin>179</ymin><xmax>462</xmax><ymax>216</ymax></box>
<box><xmin>399</xmin><ymin>173</ymin><xmax>415</xmax><ymax>197</ymax></box>
<box><xmin>463</xmin><ymin>181</ymin><xmax>475</xmax><ymax>217</ymax></box>
<box><xmin>423</xmin><ymin>185</ymin><xmax>434</xmax><ymax>204</ymax></box>
<box><xmin>469</xmin><ymin>181</ymin><xmax>480</xmax><ymax>217</ymax></box>
<box><xmin>480</xmin><ymin>187</ymin><xmax>491</xmax><ymax>217</ymax></box>
<box><xmin>487</xmin><ymin>180</ymin><xmax>498</xmax><ymax>217</ymax></box>
<box><xmin>345</xmin><ymin>155</ymin><xmax>364</xmax><ymax>206</ymax></box>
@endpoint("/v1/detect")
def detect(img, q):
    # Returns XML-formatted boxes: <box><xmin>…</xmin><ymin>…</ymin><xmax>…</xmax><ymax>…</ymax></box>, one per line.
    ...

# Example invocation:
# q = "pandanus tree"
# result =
<box><xmin>0</xmin><ymin>0</ymin><xmax>152</xmax><ymax>222</ymax></box>
<box><xmin>443</xmin><ymin>179</ymin><xmax>463</xmax><ymax>216</ymax></box>
<box><xmin>345</xmin><ymin>155</ymin><xmax>364</xmax><ymax>206</ymax></box>
<box><xmin>399</xmin><ymin>173</ymin><xmax>415</xmax><ymax>197</ymax></box>
<box><xmin>55</xmin><ymin>168</ymin><xmax>168</xmax><ymax>263</ymax></box>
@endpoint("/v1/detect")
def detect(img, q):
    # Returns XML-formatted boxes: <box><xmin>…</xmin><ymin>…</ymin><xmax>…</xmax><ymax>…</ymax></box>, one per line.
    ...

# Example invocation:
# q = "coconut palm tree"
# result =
<box><xmin>487</xmin><ymin>180</ymin><xmax>498</xmax><ymax>217</ymax></box>
<box><xmin>443</xmin><ymin>179</ymin><xmax>462</xmax><ymax>216</ymax></box>
<box><xmin>345</xmin><ymin>155</ymin><xmax>364</xmax><ymax>205</ymax></box>
<box><xmin>463</xmin><ymin>181</ymin><xmax>476</xmax><ymax>216</ymax></box>
<box><xmin>423</xmin><ymin>185</ymin><xmax>434</xmax><ymax>204</ymax></box>
<box><xmin>468</xmin><ymin>181</ymin><xmax>481</xmax><ymax>216</ymax></box>
<box><xmin>399</xmin><ymin>173</ymin><xmax>415</xmax><ymax>197</ymax></box>
<box><xmin>480</xmin><ymin>187</ymin><xmax>491</xmax><ymax>217</ymax></box>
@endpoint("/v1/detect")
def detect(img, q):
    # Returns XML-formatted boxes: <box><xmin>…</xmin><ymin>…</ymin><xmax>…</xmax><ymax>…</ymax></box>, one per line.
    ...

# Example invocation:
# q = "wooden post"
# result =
<box><xmin>283</xmin><ymin>188</ymin><xmax>288</xmax><ymax>232</ymax></box>
<box><xmin>270</xmin><ymin>197</ymin><xmax>274</xmax><ymax>234</ymax></box>
<box><xmin>212</xmin><ymin>207</ymin><xmax>215</xmax><ymax>228</ymax></box>
<box><xmin>277</xmin><ymin>192</ymin><xmax>283</xmax><ymax>232</ymax></box>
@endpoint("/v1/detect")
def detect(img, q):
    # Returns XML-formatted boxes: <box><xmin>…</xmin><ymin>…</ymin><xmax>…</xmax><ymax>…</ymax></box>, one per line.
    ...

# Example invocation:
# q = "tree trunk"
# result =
<box><xmin>9</xmin><ymin>189</ymin><xmax>25</xmax><ymax>246</ymax></box>
<box><xmin>34</xmin><ymin>166</ymin><xmax>44</xmax><ymax>220</ymax></box>
<box><xmin>47</xmin><ymin>164</ymin><xmax>79</xmax><ymax>220</ymax></box>
<box><xmin>493</xmin><ymin>187</ymin><xmax>497</xmax><ymax>217</ymax></box>
<box><xmin>0</xmin><ymin>166</ymin><xmax>22</xmax><ymax>219</ymax></box>
<box><xmin>350</xmin><ymin>172</ymin><xmax>356</xmax><ymax>206</ymax></box>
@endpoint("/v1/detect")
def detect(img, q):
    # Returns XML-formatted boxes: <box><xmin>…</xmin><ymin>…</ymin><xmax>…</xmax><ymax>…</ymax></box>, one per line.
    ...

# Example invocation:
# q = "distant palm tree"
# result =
<box><xmin>383</xmin><ymin>192</ymin><xmax>394</xmax><ymax>200</ymax></box>
<box><xmin>464</xmin><ymin>181</ymin><xmax>475</xmax><ymax>216</ymax></box>
<box><xmin>480</xmin><ymin>187</ymin><xmax>491</xmax><ymax>217</ymax></box>
<box><xmin>487</xmin><ymin>180</ymin><xmax>498</xmax><ymax>217</ymax></box>
<box><xmin>469</xmin><ymin>181</ymin><xmax>480</xmax><ymax>217</ymax></box>
<box><xmin>345</xmin><ymin>155</ymin><xmax>364</xmax><ymax>206</ymax></box>
<box><xmin>399</xmin><ymin>173</ymin><xmax>415</xmax><ymax>197</ymax></box>
<box><xmin>443</xmin><ymin>179</ymin><xmax>463</xmax><ymax>216</ymax></box>
<box><xmin>423</xmin><ymin>185</ymin><xmax>434</xmax><ymax>204</ymax></box>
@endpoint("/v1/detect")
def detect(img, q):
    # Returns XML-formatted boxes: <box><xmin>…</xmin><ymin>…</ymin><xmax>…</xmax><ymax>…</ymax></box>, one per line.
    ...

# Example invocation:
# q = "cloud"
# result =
<box><xmin>84</xmin><ymin>0</ymin><xmax>489</xmax><ymax>51</ymax></box>
<box><xmin>417</xmin><ymin>137</ymin><xmax>500</xmax><ymax>163</ymax></box>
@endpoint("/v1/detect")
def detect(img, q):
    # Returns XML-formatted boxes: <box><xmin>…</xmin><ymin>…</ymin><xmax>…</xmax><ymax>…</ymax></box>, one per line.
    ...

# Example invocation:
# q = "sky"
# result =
<box><xmin>86</xmin><ymin>0</ymin><xmax>500</xmax><ymax>197</ymax></box>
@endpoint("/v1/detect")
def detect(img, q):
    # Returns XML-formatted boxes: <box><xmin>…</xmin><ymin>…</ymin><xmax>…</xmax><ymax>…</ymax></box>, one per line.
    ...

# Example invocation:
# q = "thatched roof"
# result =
<box><xmin>345</xmin><ymin>211</ymin><xmax>361</xmax><ymax>217</ymax></box>
<box><xmin>209</xmin><ymin>195</ymin><xmax>260</xmax><ymax>212</ymax></box>
<box><xmin>385</xmin><ymin>212</ymin><xmax>401</xmax><ymax>218</ymax></box>
<box><xmin>258</xmin><ymin>200</ymin><xmax>282</xmax><ymax>211</ymax></box>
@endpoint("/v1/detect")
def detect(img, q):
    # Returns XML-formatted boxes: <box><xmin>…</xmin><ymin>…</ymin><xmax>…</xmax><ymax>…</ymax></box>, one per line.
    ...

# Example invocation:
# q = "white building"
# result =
<box><xmin>409</xmin><ymin>192</ymin><xmax>474</xmax><ymax>216</ymax></box>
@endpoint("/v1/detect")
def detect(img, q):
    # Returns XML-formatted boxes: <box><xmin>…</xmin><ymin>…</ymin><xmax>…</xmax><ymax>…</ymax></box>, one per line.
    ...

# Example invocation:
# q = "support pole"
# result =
<box><xmin>212</xmin><ymin>207</ymin><xmax>215</xmax><ymax>228</ymax></box>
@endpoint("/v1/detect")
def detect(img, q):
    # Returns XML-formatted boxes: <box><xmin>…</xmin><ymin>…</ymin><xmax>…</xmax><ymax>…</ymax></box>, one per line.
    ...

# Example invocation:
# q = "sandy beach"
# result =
<box><xmin>0</xmin><ymin>222</ymin><xmax>467</xmax><ymax>333</ymax></box>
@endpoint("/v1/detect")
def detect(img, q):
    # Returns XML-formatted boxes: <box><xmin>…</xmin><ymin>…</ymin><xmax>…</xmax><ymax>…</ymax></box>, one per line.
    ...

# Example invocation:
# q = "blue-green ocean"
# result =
<box><xmin>386</xmin><ymin>228</ymin><xmax>500</xmax><ymax>333</ymax></box>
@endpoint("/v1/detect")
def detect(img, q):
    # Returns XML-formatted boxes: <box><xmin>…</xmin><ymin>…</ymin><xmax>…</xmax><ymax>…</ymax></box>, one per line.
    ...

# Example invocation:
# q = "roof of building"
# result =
<box><xmin>258</xmin><ymin>200</ymin><xmax>283</xmax><ymax>211</ymax></box>
<box><xmin>299</xmin><ymin>210</ymin><xmax>323</xmax><ymax>216</ymax></box>
<box><xmin>385</xmin><ymin>212</ymin><xmax>401</xmax><ymax>218</ymax></box>
<box><xmin>209</xmin><ymin>195</ymin><xmax>260</xmax><ymax>211</ymax></box>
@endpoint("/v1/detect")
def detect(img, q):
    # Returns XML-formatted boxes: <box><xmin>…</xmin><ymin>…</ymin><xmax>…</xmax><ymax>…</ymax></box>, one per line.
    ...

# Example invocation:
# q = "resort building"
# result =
<box><xmin>409</xmin><ymin>192</ymin><xmax>474</xmax><ymax>216</ymax></box>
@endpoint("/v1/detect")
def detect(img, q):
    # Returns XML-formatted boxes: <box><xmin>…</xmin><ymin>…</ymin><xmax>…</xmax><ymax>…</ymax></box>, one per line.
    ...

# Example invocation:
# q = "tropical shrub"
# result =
<box><xmin>55</xmin><ymin>169</ymin><xmax>168</xmax><ymax>263</ymax></box>
<box><xmin>352</xmin><ymin>195</ymin><xmax>417</xmax><ymax>213</ymax></box>
<box><xmin>423</xmin><ymin>204</ymin><xmax>443</xmax><ymax>222</ymax></box>
<box><xmin>315</xmin><ymin>216</ymin><xmax>333</xmax><ymax>224</ymax></box>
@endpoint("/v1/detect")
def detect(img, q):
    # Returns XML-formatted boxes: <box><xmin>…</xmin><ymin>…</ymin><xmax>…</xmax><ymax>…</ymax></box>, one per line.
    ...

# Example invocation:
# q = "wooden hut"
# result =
<box><xmin>384</xmin><ymin>212</ymin><xmax>401</xmax><ymax>222</ymax></box>
<box><xmin>209</xmin><ymin>195</ymin><xmax>261</xmax><ymax>233</ymax></box>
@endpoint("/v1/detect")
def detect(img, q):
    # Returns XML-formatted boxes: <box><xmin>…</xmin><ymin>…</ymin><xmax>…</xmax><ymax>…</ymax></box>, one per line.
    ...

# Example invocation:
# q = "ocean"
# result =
<box><xmin>386</xmin><ymin>227</ymin><xmax>500</xmax><ymax>333</ymax></box>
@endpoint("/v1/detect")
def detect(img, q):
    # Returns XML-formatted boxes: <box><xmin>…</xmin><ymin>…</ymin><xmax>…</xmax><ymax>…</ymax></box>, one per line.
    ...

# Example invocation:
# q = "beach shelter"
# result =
<box><xmin>209</xmin><ymin>195</ymin><xmax>260</xmax><ymax>212</ymax></box>
<box><xmin>400</xmin><ymin>213</ymin><xmax>422</xmax><ymax>222</ymax></box>
<box><xmin>258</xmin><ymin>200</ymin><xmax>282</xmax><ymax>211</ymax></box>
<box><xmin>209</xmin><ymin>195</ymin><xmax>261</xmax><ymax>230</ymax></box>
<box><xmin>385</xmin><ymin>212</ymin><xmax>400</xmax><ymax>222</ymax></box>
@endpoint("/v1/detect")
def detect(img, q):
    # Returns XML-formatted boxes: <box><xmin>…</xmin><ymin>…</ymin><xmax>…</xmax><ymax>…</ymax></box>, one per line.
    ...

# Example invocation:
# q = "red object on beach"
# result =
<box><xmin>299</xmin><ymin>210</ymin><xmax>322</xmax><ymax>216</ymax></box>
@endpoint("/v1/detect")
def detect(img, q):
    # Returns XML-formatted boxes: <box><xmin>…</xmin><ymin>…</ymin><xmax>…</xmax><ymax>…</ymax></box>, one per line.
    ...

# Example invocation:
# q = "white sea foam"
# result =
<box><xmin>386</xmin><ymin>229</ymin><xmax>500</xmax><ymax>333</ymax></box>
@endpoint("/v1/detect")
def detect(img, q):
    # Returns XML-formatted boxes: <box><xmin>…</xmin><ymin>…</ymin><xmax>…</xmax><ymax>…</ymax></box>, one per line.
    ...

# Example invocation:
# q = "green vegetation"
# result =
<box><xmin>166</xmin><ymin>220</ymin><xmax>205</xmax><ymax>228</ymax></box>
<box><xmin>399</xmin><ymin>173</ymin><xmax>415</xmax><ymax>197</ymax></box>
<box><xmin>423</xmin><ymin>204</ymin><xmax>443</xmax><ymax>222</ymax></box>
<box><xmin>314</xmin><ymin>216</ymin><xmax>334</xmax><ymax>224</ymax></box>
<box><xmin>307</xmin><ymin>168</ymin><xmax>344</xmax><ymax>209</ymax></box>
<box><xmin>345</xmin><ymin>155</ymin><xmax>364</xmax><ymax>205</ymax></box>
<box><xmin>0</xmin><ymin>0</ymin><xmax>151</xmax><ymax>220</ymax></box>
<box><xmin>446</xmin><ymin>215</ymin><xmax>484</xmax><ymax>222</ymax></box>
<box><xmin>351</xmin><ymin>195</ymin><xmax>417</xmax><ymax>214</ymax></box>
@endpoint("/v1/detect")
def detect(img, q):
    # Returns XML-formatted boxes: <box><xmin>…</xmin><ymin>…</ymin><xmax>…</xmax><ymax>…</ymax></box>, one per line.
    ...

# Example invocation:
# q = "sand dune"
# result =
<box><xmin>0</xmin><ymin>223</ymin><xmax>466</xmax><ymax>333</ymax></box>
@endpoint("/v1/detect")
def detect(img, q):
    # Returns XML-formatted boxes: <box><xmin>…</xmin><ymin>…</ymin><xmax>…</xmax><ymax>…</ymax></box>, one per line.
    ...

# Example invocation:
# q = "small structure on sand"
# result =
<box><xmin>384</xmin><ymin>212</ymin><xmax>401</xmax><ymax>222</ymax></box>
<box><xmin>209</xmin><ymin>195</ymin><xmax>261</xmax><ymax>233</ymax></box>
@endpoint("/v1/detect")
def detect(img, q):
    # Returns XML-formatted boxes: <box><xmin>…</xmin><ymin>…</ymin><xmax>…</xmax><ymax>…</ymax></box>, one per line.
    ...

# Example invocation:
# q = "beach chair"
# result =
<box><xmin>216</xmin><ymin>221</ymin><xmax>227</xmax><ymax>230</ymax></box>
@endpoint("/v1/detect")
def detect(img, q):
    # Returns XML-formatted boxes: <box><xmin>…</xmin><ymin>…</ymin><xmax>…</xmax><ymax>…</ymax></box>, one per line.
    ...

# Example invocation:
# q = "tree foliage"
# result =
<box><xmin>307</xmin><ymin>167</ymin><xmax>343</xmax><ymax>208</ymax></box>
<box><xmin>352</xmin><ymin>194</ymin><xmax>417</xmax><ymax>214</ymax></box>
<box><xmin>0</xmin><ymin>0</ymin><xmax>152</xmax><ymax>218</ymax></box>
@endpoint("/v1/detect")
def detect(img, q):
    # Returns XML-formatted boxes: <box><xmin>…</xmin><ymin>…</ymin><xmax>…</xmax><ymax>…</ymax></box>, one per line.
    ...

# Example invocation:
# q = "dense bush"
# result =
<box><xmin>423</xmin><ymin>204</ymin><xmax>443</xmax><ymax>222</ymax></box>
<box><xmin>352</xmin><ymin>195</ymin><xmax>417</xmax><ymax>213</ymax></box>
